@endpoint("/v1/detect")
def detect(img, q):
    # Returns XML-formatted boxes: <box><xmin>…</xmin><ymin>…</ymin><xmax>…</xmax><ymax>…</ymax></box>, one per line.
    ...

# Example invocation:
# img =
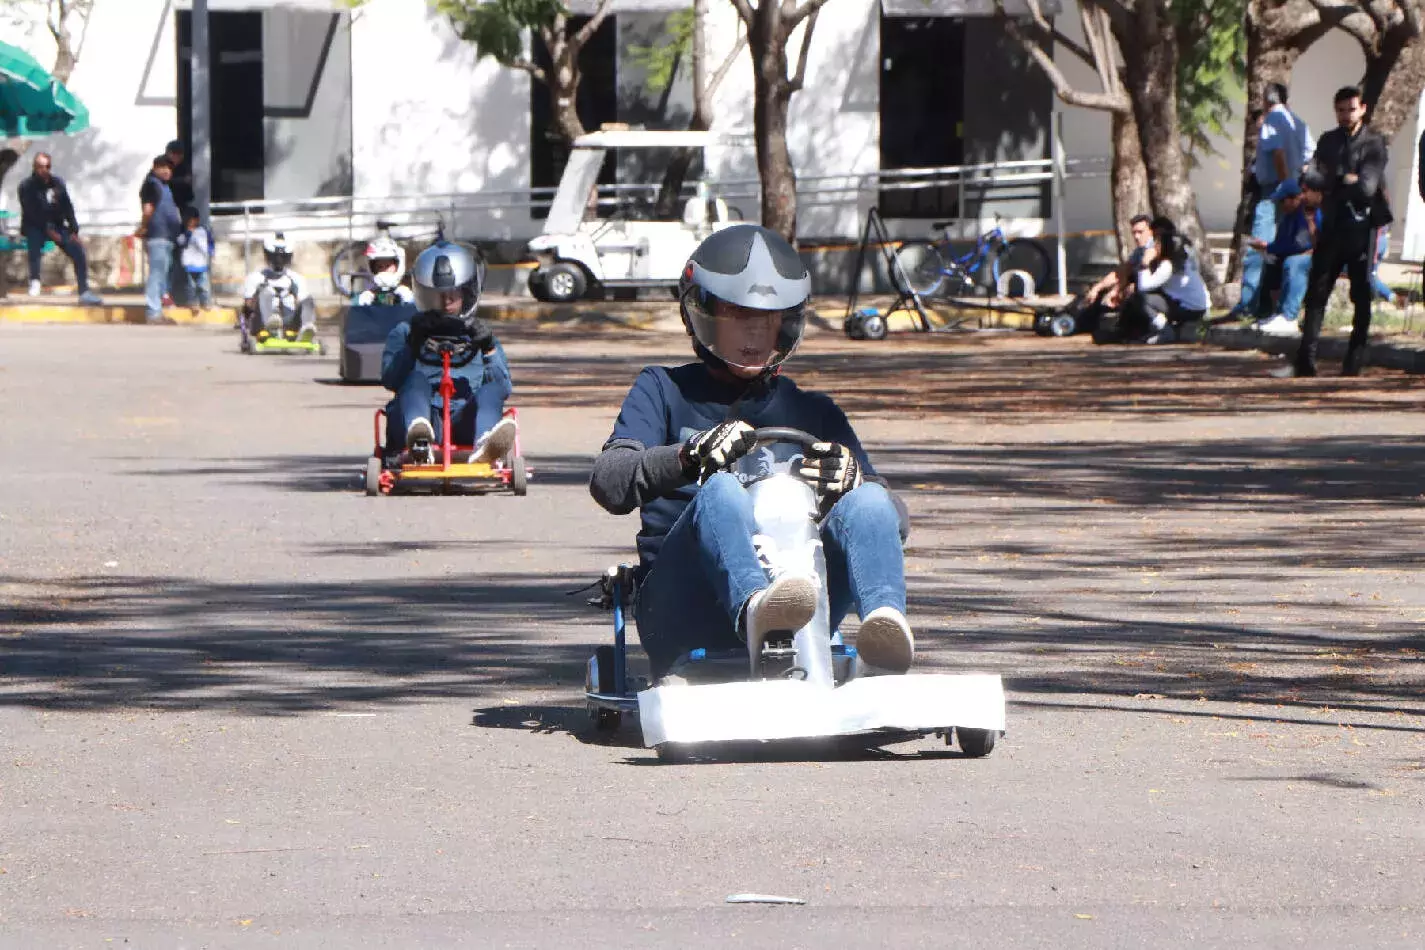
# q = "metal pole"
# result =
<box><xmin>1052</xmin><ymin>110</ymin><xmax>1069</xmax><ymax>298</ymax></box>
<box><xmin>192</xmin><ymin>0</ymin><xmax>212</xmax><ymax>224</ymax></box>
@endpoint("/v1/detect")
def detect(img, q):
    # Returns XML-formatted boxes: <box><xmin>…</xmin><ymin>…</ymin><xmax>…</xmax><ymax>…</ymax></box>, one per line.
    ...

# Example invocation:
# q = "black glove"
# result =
<box><xmin>408</xmin><ymin>313</ymin><xmax>437</xmax><ymax>351</ymax></box>
<box><xmin>466</xmin><ymin>316</ymin><xmax>495</xmax><ymax>353</ymax></box>
<box><xmin>797</xmin><ymin>442</ymin><xmax>863</xmax><ymax>513</ymax></box>
<box><xmin>680</xmin><ymin>421</ymin><xmax>756</xmax><ymax>480</ymax></box>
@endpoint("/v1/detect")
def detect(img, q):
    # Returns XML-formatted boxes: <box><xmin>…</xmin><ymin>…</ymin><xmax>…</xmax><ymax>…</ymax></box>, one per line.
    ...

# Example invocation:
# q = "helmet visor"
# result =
<box><xmin>414</xmin><ymin>283</ymin><xmax>478</xmax><ymax>321</ymax></box>
<box><xmin>682</xmin><ymin>287</ymin><xmax>805</xmax><ymax>374</ymax></box>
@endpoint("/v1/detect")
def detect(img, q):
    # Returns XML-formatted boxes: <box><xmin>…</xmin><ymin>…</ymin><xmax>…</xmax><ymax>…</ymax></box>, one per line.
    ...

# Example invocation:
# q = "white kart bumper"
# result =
<box><xmin>637</xmin><ymin>673</ymin><xmax>1006</xmax><ymax>748</ymax></box>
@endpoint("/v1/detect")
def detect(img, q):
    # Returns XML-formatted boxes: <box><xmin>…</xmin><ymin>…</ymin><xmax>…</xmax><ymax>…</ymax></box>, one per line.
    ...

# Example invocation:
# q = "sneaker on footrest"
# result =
<box><xmin>856</xmin><ymin>607</ymin><xmax>915</xmax><ymax>673</ymax></box>
<box><xmin>470</xmin><ymin>416</ymin><xmax>518</xmax><ymax>463</ymax></box>
<box><xmin>742</xmin><ymin>574</ymin><xmax>818</xmax><ymax>676</ymax></box>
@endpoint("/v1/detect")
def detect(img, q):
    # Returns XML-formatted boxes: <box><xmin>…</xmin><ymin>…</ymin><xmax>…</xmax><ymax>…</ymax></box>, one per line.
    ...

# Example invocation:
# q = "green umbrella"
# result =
<box><xmin>0</xmin><ymin>39</ymin><xmax>90</xmax><ymax>138</ymax></box>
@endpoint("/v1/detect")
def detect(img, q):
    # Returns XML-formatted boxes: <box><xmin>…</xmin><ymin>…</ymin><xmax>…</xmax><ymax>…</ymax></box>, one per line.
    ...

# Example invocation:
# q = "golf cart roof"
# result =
<box><xmin>571</xmin><ymin>129</ymin><xmax>750</xmax><ymax>150</ymax></box>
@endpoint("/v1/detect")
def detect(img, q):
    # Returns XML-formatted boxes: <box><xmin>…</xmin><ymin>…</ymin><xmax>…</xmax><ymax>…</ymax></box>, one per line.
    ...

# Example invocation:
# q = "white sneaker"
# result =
<box><xmin>743</xmin><ymin>573</ymin><xmax>818</xmax><ymax>676</ymax></box>
<box><xmin>1257</xmin><ymin>314</ymin><xmax>1299</xmax><ymax>336</ymax></box>
<box><xmin>405</xmin><ymin>417</ymin><xmax>434</xmax><ymax>449</ymax></box>
<box><xmin>28</xmin><ymin>279</ymin><xmax>41</xmax><ymax>297</ymax></box>
<box><xmin>297</xmin><ymin>324</ymin><xmax>316</xmax><ymax>343</ymax></box>
<box><xmin>471</xmin><ymin>416</ymin><xmax>518</xmax><ymax>463</ymax></box>
<box><xmin>857</xmin><ymin>607</ymin><xmax>915</xmax><ymax>672</ymax></box>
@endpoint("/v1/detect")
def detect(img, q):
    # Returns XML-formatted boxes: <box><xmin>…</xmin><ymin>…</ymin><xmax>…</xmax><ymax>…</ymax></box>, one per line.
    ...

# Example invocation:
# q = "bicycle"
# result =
<box><xmin>889</xmin><ymin>217</ymin><xmax>1050</xmax><ymax>300</ymax></box>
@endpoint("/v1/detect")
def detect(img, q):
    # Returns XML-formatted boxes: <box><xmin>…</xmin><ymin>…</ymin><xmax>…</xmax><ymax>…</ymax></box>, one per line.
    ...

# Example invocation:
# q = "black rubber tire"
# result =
<box><xmin>592</xmin><ymin>644</ymin><xmax>621</xmax><ymax>732</ymax></box>
<box><xmin>510</xmin><ymin>456</ymin><xmax>528</xmax><ymax>496</ymax></box>
<box><xmin>1050</xmin><ymin>313</ymin><xmax>1077</xmax><ymax>337</ymax></box>
<box><xmin>527</xmin><ymin>269</ymin><xmax>549</xmax><ymax>302</ymax></box>
<box><xmin>861</xmin><ymin>312</ymin><xmax>889</xmax><ymax>341</ymax></box>
<box><xmin>993</xmin><ymin>239</ymin><xmax>1051</xmax><ymax>297</ymax></box>
<box><xmin>957</xmin><ymin>727</ymin><xmax>997</xmax><ymax>758</ymax></box>
<box><xmin>889</xmin><ymin>240</ymin><xmax>945</xmax><ymax>297</ymax></box>
<box><xmin>541</xmin><ymin>262</ymin><xmax>587</xmax><ymax>303</ymax></box>
<box><xmin>844</xmin><ymin>314</ymin><xmax>866</xmax><ymax>340</ymax></box>
<box><xmin>365</xmin><ymin>456</ymin><xmax>382</xmax><ymax>496</ymax></box>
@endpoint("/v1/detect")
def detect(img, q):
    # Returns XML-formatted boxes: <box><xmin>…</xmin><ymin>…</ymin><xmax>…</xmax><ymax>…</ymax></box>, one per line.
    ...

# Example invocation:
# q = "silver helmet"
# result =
<box><xmin>679</xmin><ymin>224</ymin><xmax>810</xmax><ymax>376</ymax></box>
<box><xmin>411</xmin><ymin>240</ymin><xmax>485</xmax><ymax>323</ymax></box>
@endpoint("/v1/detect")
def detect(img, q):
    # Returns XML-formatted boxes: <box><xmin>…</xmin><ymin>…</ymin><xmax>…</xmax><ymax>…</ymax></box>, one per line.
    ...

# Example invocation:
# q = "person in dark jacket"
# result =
<box><xmin>16</xmin><ymin>152</ymin><xmax>102</xmax><ymax>303</ymax></box>
<box><xmin>1289</xmin><ymin>86</ymin><xmax>1390</xmax><ymax>377</ymax></box>
<box><xmin>590</xmin><ymin>224</ymin><xmax>914</xmax><ymax>680</ymax></box>
<box><xmin>138</xmin><ymin>155</ymin><xmax>183</xmax><ymax>324</ymax></box>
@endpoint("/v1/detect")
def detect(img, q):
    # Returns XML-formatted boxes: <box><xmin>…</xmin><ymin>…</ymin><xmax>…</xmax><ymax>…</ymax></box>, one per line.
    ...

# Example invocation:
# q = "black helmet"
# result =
<box><xmin>411</xmin><ymin>240</ymin><xmax>485</xmax><ymax>325</ymax></box>
<box><xmin>679</xmin><ymin>224</ymin><xmax>810</xmax><ymax>377</ymax></box>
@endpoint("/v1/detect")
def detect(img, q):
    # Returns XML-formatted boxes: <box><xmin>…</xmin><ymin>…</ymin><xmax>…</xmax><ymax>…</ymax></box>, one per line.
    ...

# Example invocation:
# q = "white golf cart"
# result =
<box><xmin>525</xmin><ymin>129</ymin><xmax>743</xmax><ymax>303</ymax></box>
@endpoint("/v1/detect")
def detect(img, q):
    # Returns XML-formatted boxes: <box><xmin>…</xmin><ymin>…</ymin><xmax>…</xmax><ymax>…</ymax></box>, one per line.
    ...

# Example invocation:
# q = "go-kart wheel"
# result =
<box><xmin>844</xmin><ymin>314</ymin><xmax>866</xmax><ymax>340</ymax></box>
<box><xmin>956</xmin><ymin>727</ymin><xmax>997</xmax><ymax>758</ymax></box>
<box><xmin>861</xmin><ymin>312</ymin><xmax>889</xmax><ymax>341</ymax></box>
<box><xmin>365</xmin><ymin>456</ymin><xmax>382</xmax><ymax>496</ymax></box>
<box><xmin>1050</xmin><ymin>313</ymin><xmax>1077</xmax><ymax>337</ymax></box>
<box><xmin>591</xmin><ymin>645</ymin><xmax>621</xmax><ymax>732</ymax></box>
<box><xmin>510</xmin><ymin>456</ymin><xmax>528</xmax><ymax>496</ymax></box>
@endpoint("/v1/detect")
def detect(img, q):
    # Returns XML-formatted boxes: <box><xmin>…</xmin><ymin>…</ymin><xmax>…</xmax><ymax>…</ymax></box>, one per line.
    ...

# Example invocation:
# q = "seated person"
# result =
<box><xmin>1247</xmin><ymin>178</ymin><xmax>1321</xmax><ymax>335</ymax></box>
<box><xmin>380</xmin><ymin>240</ymin><xmax>516</xmax><ymax>463</ymax></box>
<box><xmin>1075</xmin><ymin>214</ymin><xmax>1154</xmax><ymax>332</ymax></box>
<box><xmin>356</xmin><ymin>234</ymin><xmax>415</xmax><ymax>306</ymax></box>
<box><xmin>1119</xmin><ymin>217</ymin><xmax>1209</xmax><ymax>344</ymax></box>
<box><xmin>243</xmin><ymin>233</ymin><xmax>316</xmax><ymax>341</ymax></box>
<box><xmin>590</xmin><ymin>224</ymin><xmax>914</xmax><ymax>681</ymax></box>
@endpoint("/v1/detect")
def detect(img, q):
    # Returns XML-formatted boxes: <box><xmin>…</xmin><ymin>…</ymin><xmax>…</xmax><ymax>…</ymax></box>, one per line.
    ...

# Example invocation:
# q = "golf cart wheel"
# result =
<box><xmin>592</xmin><ymin>645</ymin><xmax>621</xmax><ymax>732</ymax></box>
<box><xmin>542</xmin><ymin>262</ymin><xmax>587</xmax><ymax>303</ymax></box>
<box><xmin>1050</xmin><ymin>313</ymin><xmax>1077</xmax><ymax>337</ymax></box>
<box><xmin>860</xmin><ymin>312</ymin><xmax>889</xmax><ymax>341</ymax></box>
<box><xmin>365</xmin><ymin>456</ymin><xmax>383</xmax><ymax>496</ymax></box>
<box><xmin>509</xmin><ymin>456</ymin><xmax>528</xmax><ymax>496</ymax></box>
<box><xmin>957</xmin><ymin>727</ymin><xmax>997</xmax><ymax>758</ymax></box>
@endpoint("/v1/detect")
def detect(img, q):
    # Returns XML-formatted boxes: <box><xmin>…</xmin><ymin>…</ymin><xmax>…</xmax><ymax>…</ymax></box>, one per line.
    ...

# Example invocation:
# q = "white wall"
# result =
<box><xmin>348</xmin><ymin>0</ymin><xmax>530</xmax><ymax>240</ymax></box>
<box><xmin>263</xmin><ymin>9</ymin><xmax>354</xmax><ymax>201</ymax></box>
<box><xmin>2</xmin><ymin>0</ymin><xmax>179</xmax><ymax>232</ymax></box>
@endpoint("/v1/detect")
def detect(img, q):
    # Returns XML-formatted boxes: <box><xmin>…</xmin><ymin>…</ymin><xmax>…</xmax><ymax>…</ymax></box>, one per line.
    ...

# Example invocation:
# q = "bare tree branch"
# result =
<box><xmin>1005</xmin><ymin>16</ymin><xmax>1129</xmax><ymax>112</ymax></box>
<box><xmin>572</xmin><ymin>0</ymin><xmax>616</xmax><ymax>48</ymax></box>
<box><xmin>511</xmin><ymin>57</ymin><xmax>547</xmax><ymax>85</ymax></box>
<box><xmin>788</xmin><ymin>7</ymin><xmax>819</xmax><ymax>92</ymax></box>
<box><xmin>729</xmin><ymin>0</ymin><xmax>755</xmax><ymax>30</ymax></box>
<box><xmin>788</xmin><ymin>0</ymin><xmax>834</xmax><ymax>30</ymax></box>
<box><xmin>707</xmin><ymin>28</ymin><xmax>748</xmax><ymax>100</ymax></box>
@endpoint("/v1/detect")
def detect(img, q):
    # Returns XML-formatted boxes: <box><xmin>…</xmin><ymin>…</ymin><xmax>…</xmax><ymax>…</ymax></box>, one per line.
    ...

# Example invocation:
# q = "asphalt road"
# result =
<box><xmin>2</xmin><ymin>321</ymin><xmax>1423</xmax><ymax>948</ymax></box>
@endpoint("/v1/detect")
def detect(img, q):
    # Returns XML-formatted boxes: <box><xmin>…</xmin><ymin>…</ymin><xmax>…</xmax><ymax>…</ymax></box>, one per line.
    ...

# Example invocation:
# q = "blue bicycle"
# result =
<box><xmin>890</xmin><ymin>218</ymin><xmax>1050</xmax><ymax>299</ymax></box>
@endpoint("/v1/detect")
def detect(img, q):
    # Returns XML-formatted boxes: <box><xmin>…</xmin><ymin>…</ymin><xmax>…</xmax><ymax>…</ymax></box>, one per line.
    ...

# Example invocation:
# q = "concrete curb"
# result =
<box><xmin>1206</xmin><ymin>325</ymin><xmax>1425</xmax><ymax>373</ymax></box>
<box><xmin>0</xmin><ymin>303</ymin><xmax>238</xmax><ymax>326</ymax></box>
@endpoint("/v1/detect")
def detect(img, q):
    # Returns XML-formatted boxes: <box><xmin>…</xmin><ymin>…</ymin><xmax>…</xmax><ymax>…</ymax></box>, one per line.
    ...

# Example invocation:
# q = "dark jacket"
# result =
<box><xmin>18</xmin><ymin>173</ymin><xmax>79</xmax><ymax>233</ymax></box>
<box><xmin>1303</xmin><ymin>124</ymin><xmax>1388</xmax><ymax>234</ymax></box>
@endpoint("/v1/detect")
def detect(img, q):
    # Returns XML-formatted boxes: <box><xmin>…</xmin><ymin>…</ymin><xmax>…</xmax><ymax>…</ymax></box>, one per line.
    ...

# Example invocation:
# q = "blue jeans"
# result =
<box><xmin>1238</xmin><ymin>197</ymin><xmax>1278</xmax><ymax>314</ymax></box>
<box><xmin>385</xmin><ymin>346</ymin><xmax>512</xmax><ymax>448</ymax></box>
<box><xmin>1257</xmin><ymin>252</ymin><xmax>1312</xmax><ymax>321</ymax></box>
<box><xmin>145</xmin><ymin>238</ymin><xmax>174</xmax><ymax>319</ymax></box>
<box><xmin>635</xmin><ymin>473</ymin><xmax>907</xmax><ymax>677</ymax></box>
<box><xmin>1370</xmin><ymin>229</ymin><xmax>1392</xmax><ymax>301</ymax></box>
<box><xmin>23</xmin><ymin>225</ymin><xmax>89</xmax><ymax>293</ymax></box>
<box><xmin>185</xmin><ymin>270</ymin><xmax>212</xmax><ymax>307</ymax></box>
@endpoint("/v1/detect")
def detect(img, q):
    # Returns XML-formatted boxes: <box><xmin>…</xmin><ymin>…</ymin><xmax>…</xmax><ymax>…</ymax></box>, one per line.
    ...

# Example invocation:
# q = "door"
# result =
<box><xmin>878</xmin><ymin>15</ymin><xmax>965</xmax><ymax>219</ymax></box>
<box><xmin>177</xmin><ymin>10</ymin><xmax>265</xmax><ymax>206</ymax></box>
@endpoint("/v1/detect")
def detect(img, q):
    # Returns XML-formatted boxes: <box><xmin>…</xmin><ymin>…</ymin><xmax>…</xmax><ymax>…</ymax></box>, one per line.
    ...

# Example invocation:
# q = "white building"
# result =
<box><xmin>6</xmin><ymin>0</ymin><xmax>1421</xmax><ymax>258</ymax></box>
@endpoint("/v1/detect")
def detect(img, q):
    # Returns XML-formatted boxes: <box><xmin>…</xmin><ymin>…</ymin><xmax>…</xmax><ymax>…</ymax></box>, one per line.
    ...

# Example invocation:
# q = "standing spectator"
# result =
<box><xmin>137</xmin><ymin>155</ymin><xmax>183</xmax><ymax>325</ymax></box>
<box><xmin>1289</xmin><ymin>87</ymin><xmax>1389</xmax><ymax>378</ymax></box>
<box><xmin>1234</xmin><ymin>83</ymin><xmax>1313</xmax><ymax>320</ymax></box>
<box><xmin>164</xmin><ymin>139</ymin><xmax>193</xmax><ymax>305</ymax></box>
<box><xmin>16</xmin><ymin>152</ymin><xmax>103</xmax><ymax>304</ymax></box>
<box><xmin>175</xmin><ymin>207</ymin><xmax>213</xmax><ymax>311</ymax></box>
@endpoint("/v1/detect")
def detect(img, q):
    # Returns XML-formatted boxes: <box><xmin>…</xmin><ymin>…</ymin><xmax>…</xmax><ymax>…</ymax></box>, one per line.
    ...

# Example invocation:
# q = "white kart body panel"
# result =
<box><xmin>638</xmin><ymin>673</ymin><xmax>1007</xmax><ymax>747</ymax></box>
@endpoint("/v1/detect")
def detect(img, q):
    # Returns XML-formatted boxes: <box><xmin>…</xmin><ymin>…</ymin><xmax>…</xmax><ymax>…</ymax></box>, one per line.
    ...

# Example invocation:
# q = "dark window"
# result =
<box><xmin>177</xmin><ymin>11</ymin><xmax>265</xmax><ymax>207</ymax></box>
<box><xmin>878</xmin><ymin>16</ymin><xmax>965</xmax><ymax>219</ymax></box>
<box><xmin>530</xmin><ymin>16</ymin><xmax>619</xmax><ymax>218</ymax></box>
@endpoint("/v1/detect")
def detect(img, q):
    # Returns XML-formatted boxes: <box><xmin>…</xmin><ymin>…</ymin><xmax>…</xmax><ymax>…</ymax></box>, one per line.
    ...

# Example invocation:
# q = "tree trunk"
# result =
<box><xmin>1362</xmin><ymin>31</ymin><xmax>1425</xmax><ymax>141</ymax></box>
<box><xmin>1119</xmin><ymin>6</ymin><xmax>1223</xmax><ymax>305</ymax></box>
<box><xmin>1109</xmin><ymin>108</ymin><xmax>1150</xmax><ymax>258</ymax></box>
<box><xmin>548</xmin><ymin>29</ymin><xmax>587</xmax><ymax>145</ymax></box>
<box><xmin>751</xmin><ymin>24</ymin><xmax>796</xmax><ymax>243</ymax></box>
<box><xmin>655</xmin><ymin>0</ymin><xmax>712</xmax><ymax>219</ymax></box>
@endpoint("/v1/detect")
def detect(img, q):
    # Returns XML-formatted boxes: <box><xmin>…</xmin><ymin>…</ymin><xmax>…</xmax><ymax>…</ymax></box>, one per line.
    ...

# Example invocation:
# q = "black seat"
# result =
<box><xmin>931</xmin><ymin>220</ymin><xmax>954</xmax><ymax>231</ymax></box>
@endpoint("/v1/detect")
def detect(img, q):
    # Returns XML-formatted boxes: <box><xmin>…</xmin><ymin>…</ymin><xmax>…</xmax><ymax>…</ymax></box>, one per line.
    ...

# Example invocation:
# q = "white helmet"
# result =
<box><xmin>365</xmin><ymin>235</ymin><xmax>406</xmax><ymax>292</ymax></box>
<box><xmin>262</xmin><ymin>232</ymin><xmax>293</xmax><ymax>271</ymax></box>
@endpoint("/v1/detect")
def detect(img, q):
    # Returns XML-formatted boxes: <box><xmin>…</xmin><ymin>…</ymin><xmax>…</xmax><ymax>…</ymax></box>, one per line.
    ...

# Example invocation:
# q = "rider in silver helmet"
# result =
<box><xmin>380</xmin><ymin>239</ymin><xmax>516</xmax><ymax>462</ymax></box>
<box><xmin>591</xmin><ymin>224</ymin><xmax>913</xmax><ymax>680</ymax></box>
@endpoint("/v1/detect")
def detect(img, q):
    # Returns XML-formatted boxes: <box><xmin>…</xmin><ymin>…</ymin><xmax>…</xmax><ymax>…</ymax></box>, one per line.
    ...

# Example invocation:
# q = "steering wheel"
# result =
<box><xmin>418</xmin><ymin>334</ymin><xmax>477</xmax><ymax>367</ymax></box>
<box><xmin>749</xmin><ymin>427</ymin><xmax>820</xmax><ymax>451</ymax></box>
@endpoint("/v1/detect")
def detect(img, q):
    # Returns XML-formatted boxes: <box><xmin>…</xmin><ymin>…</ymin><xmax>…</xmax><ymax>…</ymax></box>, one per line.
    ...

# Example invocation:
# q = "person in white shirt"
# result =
<box><xmin>175</xmin><ymin>208</ymin><xmax>213</xmax><ymax>310</ymax></box>
<box><xmin>355</xmin><ymin>234</ymin><xmax>415</xmax><ymax>306</ymax></box>
<box><xmin>242</xmin><ymin>233</ymin><xmax>315</xmax><ymax>341</ymax></box>
<box><xmin>1235</xmin><ymin>83</ymin><xmax>1314</xmax><ymax>319</ymax></box>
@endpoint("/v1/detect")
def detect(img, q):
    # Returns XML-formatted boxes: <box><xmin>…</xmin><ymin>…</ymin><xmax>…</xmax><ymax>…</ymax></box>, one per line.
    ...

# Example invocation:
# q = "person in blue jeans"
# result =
<box><xmin>381</xmin><ymin>240</ymin><xmax>516</xmax><ymax>463</ymax></box>
<box><xmin>16</xmin><ymin>152</ymin><xmax>102</xmax><ymax>304</ymax></box>
<box><xmin>1247</xmin><ymin>178</ymin><xmax>1321</xmax><ymax>334</ymax></box>
<box><xmin>1235</xmin><ymin>83</ymin><xmax>1313</xmax><ymax>319</ymax></box>
<box><xmin>137</xmin><ymin>155</ymin><xmax>182</xmax><ymax>324</ymax></box>
<box><xmin>590</xmin><ymin>224</ymin><xmax>913</xmax><ymax>681</ymax></box>
<box><xmin>1369</xmin><ymin>225</ymin><xmax>1395</xmax><ymax>303</ymax></box>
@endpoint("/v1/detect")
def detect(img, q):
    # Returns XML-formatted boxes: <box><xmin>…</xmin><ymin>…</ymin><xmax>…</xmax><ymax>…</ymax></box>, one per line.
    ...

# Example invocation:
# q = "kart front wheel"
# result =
<box><xmin>956</xmin><ymin>727</ymin><xmax>997</xmax><ymax>758</ymax></box>
<box><xmin>509</xmin><ymin>456</ymin><xmax>528</xmax><ymax>496</ymax></box>
<box><xmin>591</xmin><ymin>645</ymin><xmax>621</xmax><ymax>732</ymax></box>
<box><xmin>365</xmin><ymin>456</ymin><xmax>382</xmax><ymax>496</ymax></box>
<box><xmin>860</xmin><ymin>312</ymin><xmax>888</xmax><ymax>341</ymax></box>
